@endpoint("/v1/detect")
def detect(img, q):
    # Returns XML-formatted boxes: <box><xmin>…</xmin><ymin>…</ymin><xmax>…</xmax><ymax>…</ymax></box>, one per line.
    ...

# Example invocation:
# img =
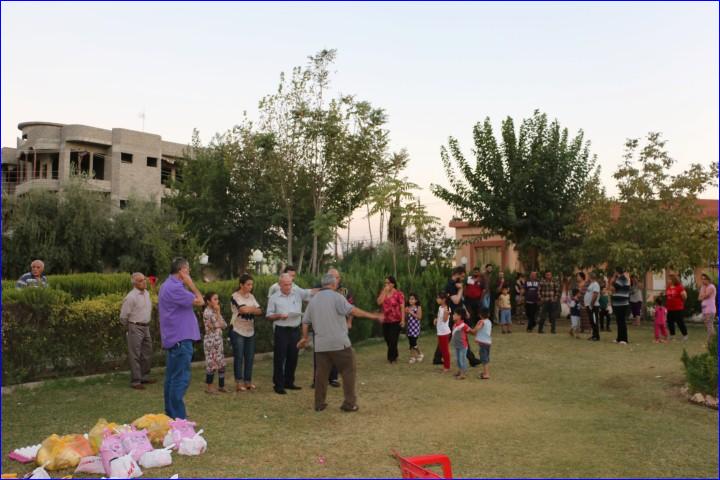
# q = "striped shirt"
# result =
<box><xmin>16</xmin><ymin>272</ymin><xmax>48</xmax><ymax>289</ymax></box>
<box><xmin>611</xmin><ymin>275</ymin><xmax>631</xmax><ymax>307</ymax></box>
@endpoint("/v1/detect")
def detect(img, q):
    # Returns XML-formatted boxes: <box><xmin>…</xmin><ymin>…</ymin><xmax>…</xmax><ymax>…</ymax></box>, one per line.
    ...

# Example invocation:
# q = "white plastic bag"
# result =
<box><xmin>74</xmin><ymin>455</ymin><xmax>106</xmax><ymax>474</ymax></box>
<box><xmin>139</xmin><ymin>445</ymin><xmax>174</xmax><ymax>469</ymax></box>
<box><xmin>26</xmin><ymin>464</ymin><xmax>50</xmax><ymax>479</ymax></box>
<box><xmin>108</xmin><ymin>453</ymin><xmax>142</xmax><ymax>479</ymax></box>
<box><xmin>163</xmin><ymin>419</ymin><xmax>197</xmax><ymax>449</ymax></box>
<box><xmin>120</xmin><ymin>428</ymin><xmax>153</xmax><ymax>462</ymax></box>
<box><xmin>177</xmin><ymin>430</ymin><xmax>206</xmax><ymax>456</ymax></box>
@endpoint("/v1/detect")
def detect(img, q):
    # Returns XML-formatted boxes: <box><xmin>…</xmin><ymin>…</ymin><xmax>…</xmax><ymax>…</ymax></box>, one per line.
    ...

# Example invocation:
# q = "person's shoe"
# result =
<box><xmin>340</xmin><ymin>404</ymin><xmax>359</xmax><ymax>412</ymax></box>
<box><xmin>619</xmin><ymin>341</ymin><xmax>627</xmax><ymax>345</ymax></box>
<box><xmin>538</xmin><ymin>331</ymin><xmax>545</xmax><ymax>334</ymax></box>
<box><xmin>273</xmin><ymin>386</ymin><xmax>287</xmax><ymax>395</ymax></box>
<box><xmin>409</xmin><ymin>357</ymin><xmax>416</xmax><ymax>364</ymax></box>
<box><xmin>141</xmin><ymin>379</ymin><xmax>157</xmax><ymax>384</ymax></box>
<box><xmin>285</xmin><ymin>385</ymin><xmax>302</xmax><ymax>390</ymax></box>
<box><xmin>329</xmin><ymin>380</ymin><xmax>341</xmax><ymax>388</ymax></box>
<box><xmin>654</xmin><ymin>339</ymin><xmax>661</xmax><ymax>344</ymax></box>
<box><xmin>682</xmin><ymin>335</ymin><xmax>689</xmax><ymax>342</ymax></box>
<box><xmin>218</xmin><ymin>387</ymin><xmax>229</xmax><ymax>393</ymax></box>
<box><xmin>205</xmin><ymin>385</ymin><xmax>218</xmax><ymax>395</ymax></box>
<box><xmin>131</xmin><ymin>384</ymin><xmax>145</xmax><ymax>390</ymax></box>
<box><xmin>417</xmin><ymin>354</ymin><xmax>424</xmax><ymax>362</ymax></box>
<box><xmin>315</xmin><ymin>403</ymin><xmax>328</xmax><ymax>412</ymax></box>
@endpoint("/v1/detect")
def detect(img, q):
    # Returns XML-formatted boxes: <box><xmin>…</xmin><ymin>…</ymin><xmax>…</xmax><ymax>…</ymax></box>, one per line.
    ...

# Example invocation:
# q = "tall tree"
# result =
<box><xmin>432</xmin><ymin>110</ymin><xmax>598</xmax><ymax>270</ymax></box>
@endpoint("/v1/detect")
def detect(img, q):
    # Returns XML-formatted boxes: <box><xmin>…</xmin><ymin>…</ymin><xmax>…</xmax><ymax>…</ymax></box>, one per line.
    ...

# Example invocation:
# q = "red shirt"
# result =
<box><xmin>382</xmin><ymin>290</ymin><xmax>405</xmax><ymax>323</ymax></box>
<box><xmin>665</xmin><ymin>284</ymin><xmax>685</xmax><ymax>311</ymax></box>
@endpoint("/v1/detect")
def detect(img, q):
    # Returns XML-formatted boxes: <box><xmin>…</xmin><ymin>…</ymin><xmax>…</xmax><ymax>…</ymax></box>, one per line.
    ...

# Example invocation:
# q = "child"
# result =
<box><xmin>450</xmin><ymin>307</ymin><xmax>472</xmax><ymax>379</ymax></box>
<box><xmin>654</xmin><ymin>296</ymin><xmax>669</xmax><ymax>343</ymax></box>
<box><xmin>434</xmin><ymin>292</ymin><xmax>451</xmax><ymax>372</ymax></box>
<box><xmin>475</xmin><ymin>308</ymin><xmax>492</xmax><ymax>380</ymax></box>
<box><xmin>498</xmin><ymin>286</ymin><xmax>512</xmax><ymax>334</ymax></box>
<box><xmin>568</xmin><ymin>288</ymin><xmax>581</xmax><ymax>338</ymax></box>
<box><xmin>202</xmin><ymin>292</ymin><xmax>228</xmax><ymax>394</ymax></box>
<box><xmin>599</xmin><ymin>286</ymin><xmax>611</xmax><ymax>332</ymax></box>
<box><xmin>405</xmin><ymin>293</ymin><xmax>424</xmax><ymax>364</ymax></box>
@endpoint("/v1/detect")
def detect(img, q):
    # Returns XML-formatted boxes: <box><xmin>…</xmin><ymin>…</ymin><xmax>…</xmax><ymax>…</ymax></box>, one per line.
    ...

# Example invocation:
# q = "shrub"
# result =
<box><xmin>681</xmin><ymin>334</ymin><xmax>718</xmax><ymax>396</ymax></box>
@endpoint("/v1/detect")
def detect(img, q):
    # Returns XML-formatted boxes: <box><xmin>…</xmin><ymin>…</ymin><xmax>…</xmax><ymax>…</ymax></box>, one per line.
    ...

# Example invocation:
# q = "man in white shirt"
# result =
<box><xmin>583</xmin><ymin>272</ymin><xmax>601</xmax><ymax>341</ymax></box>
<box><xmin>268</xmin><ymin>265</ymin><xmax>298</xmax><ymax>299</ymax></box>
<box><xmin>266</xmin><ymin>273</ymin><xmax>313</xmax><ymax>394</ymax></box>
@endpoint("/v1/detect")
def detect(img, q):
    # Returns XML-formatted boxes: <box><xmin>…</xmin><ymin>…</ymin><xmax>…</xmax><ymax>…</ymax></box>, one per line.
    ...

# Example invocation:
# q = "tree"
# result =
<box><xmin>168</xmin><ymin>126</ymin><xmax>279</xmax><ymax>276</ymax></box>
<box><xmin>431</xmin><ymin>110</ymin><xmax>598</xmax><ymax>270</ymax></box>
<box><xmin>581</xmin><ymin>132</ymin><xmax>717</xmax><ymax>294</ymax></box>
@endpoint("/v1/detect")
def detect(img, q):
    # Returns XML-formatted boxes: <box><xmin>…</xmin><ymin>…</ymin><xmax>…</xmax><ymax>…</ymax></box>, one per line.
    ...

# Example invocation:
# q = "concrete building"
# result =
<box><xmin>1</xmin><ymin>121</ymin><xmax>189</xmax><ymax>206</ymax></box>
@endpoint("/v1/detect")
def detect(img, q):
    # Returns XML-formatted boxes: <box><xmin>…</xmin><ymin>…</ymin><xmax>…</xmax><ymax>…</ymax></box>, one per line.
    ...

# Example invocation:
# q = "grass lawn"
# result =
<box><xmin>2</xmin><ymin>320</ymin><xmax>718</xmax><ymax>478</ymax></box>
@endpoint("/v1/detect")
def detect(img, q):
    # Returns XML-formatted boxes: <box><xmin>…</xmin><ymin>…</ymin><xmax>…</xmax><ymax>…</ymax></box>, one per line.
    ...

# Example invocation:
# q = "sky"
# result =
<box><xmin>2</xmin><ymin>1</ymin><xmax>718</xmax><ymax>245</ymax></box>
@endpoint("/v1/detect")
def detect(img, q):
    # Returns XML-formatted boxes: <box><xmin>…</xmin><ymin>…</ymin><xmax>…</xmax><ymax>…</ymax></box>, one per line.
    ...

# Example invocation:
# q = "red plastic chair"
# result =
<box><xmin>393</xmin><ymin>451</ymin><xmax>453</xmax><ymax>478</ymax></box>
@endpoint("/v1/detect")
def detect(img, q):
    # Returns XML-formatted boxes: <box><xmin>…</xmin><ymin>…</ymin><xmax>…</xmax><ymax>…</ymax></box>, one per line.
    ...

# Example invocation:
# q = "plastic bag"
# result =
<box><xmin>74</xmin><ymin>455</ymin><xmax>105</xmax><ymax>475</ymax></box>
<box><xmin>178</xmin><ymin>430</ymin><xmax>207</xmax><ymax>456</ymax></box>
<box><xmin>99</xmin><ymin>433</ymin><xmax>126</xmax><ymax>476</ymax></box>
<box><xmin>36</xmin><ymin>434</ymin><xmax>93</xmax><ymax>471</ymax></box>
<box><xmin>108</xmin><ymin>453</ymin><xmax>142</xmax><ymax>479</ymax></box>
<box><xmin>88</xmin><ymin>419</ymin><xmax>120</xmax><ymax>454</ymax></box>
<box><xmin>131</xmin><ymin>414</ymin><xmax>172</xmax><ymax>446</ymax></box>
<box><xmin>24</xmin><ymin>465</ymin><xmax>50</xmax><ymax>479</ymax></box>
<box><xmin>162</xmin><ymin>419</ymin><xmax>197</xmax><ymax>449</ymax></box>
<box><xmin>119</xmin><ymin>428</ymin><xmax>153</xmax><ymax>462</ymax></box>
<box><xmin>139</xmin><ymin>445</ymin><xmax>173</xmax><ymax>469</ymax></box>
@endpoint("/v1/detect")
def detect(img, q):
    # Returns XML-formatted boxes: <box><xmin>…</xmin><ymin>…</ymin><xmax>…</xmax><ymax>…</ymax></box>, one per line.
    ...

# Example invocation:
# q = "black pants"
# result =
<box><xmin>383</xmin><ymin>322</ymin><xmax>401</xmax><ymax>362</ymax></box>
<box><xmin>538</xmin><ymin>302</ymin><xmax>557</xmax><ymax>333</ymax></box>
<box><xmin>614</xmin><ymin>305</ymin><xmax>629</xmax><ymax>343</ymax></box>
<box><xmin>526</xmin><ymin>303</ymin><xmax>538</xmax><ymax>331</ymax></box>
<box><xmin>465</xmin><ymin>298</ymin><xmax>482</xmax><ymax>325</ymax></box>
<box><xmin>588</xmin><ymin>306</ymin><xmax>600</xmax><ymax>340</ymax></box>
<box><xmin>273</xmin><ymin>326</ymin><xmax>300</xmax><ymax>388</ymax></box>
<box><xmin>667</xmin><ymin>310</ymin><xmax>688</xmax><ymax>336</ymax></box>
<box><xmin>599</xmin><ymin>309</ymin><xmax>611</xmax><ymax>330</ymax></box>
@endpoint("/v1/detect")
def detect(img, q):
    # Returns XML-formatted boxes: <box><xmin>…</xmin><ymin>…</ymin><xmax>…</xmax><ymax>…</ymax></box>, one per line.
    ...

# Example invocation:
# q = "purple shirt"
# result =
<box><xmin>159</xmin><ymin>275</ymin><xmax>201</xmax><ymax>349</ymax></box>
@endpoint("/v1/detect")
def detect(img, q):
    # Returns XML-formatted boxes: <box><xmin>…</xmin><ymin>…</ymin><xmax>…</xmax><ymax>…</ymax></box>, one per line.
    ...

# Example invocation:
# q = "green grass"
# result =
<box><xmin>2</xmin><ymin>321</ymin><xmax>717</xmax><ymax>478</ymax></box>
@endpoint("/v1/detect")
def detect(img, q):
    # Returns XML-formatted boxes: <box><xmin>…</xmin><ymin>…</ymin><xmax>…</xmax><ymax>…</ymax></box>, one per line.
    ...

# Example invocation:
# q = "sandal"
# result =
<box><xmin>480</xmin><ymin>375</ymin><xmax>490</xmax><ymax>380</ymax></box>
<box><xmin>236</xmin><ymin>384</ymin><xmax>247</xmax><ymax>392</ymax></box>
<box><xmin>245</xmin><ymin>383</ymin><xmax>256</xmax><ymax>391</ymax></box>
<box><xmin>340</xmin><ymin>404</ymin><xmax>359</xmax><ymax>412</ymax></box>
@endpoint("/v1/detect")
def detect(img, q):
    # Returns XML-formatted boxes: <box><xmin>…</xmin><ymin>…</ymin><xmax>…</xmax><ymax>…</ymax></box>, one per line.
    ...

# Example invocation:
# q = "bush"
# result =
<box><xmin>681</xmin><ymin>334</ymin><xmax>718</xmax><ymax>396</ymax></box>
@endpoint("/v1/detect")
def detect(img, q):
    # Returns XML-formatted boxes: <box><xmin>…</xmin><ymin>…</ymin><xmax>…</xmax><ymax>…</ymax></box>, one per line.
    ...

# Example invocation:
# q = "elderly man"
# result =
<box><xmin>268</xmin><ymin>265</ymin><xmax>297</xmax><ymax>298</ymax></box>
<box><xmin>266</xmin><ymin>273</ymin><xmax>313</xmax><ymax>394</ymax></box>
<box><xmin>120</xmin><ymin>272</ymin><xmax>155</xmax><ymax>390</ymax></box>
<box><xmin>159</xmin><ymin>257</ymin><xmax>204</xmax><ymax>419</ymax></box>
<box><xmin>16</xmin><ymin>260</ymin><xmax>48</xmax><ymax>289</ymax></box>
<box><xmin>298</xmin><ymin>273</ymin><xmax>383</xmax><ymax>412</ymax></box>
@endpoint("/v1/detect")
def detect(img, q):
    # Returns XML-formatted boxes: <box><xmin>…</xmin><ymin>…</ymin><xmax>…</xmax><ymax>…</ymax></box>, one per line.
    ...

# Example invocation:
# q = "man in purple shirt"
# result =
<box><xmin>159</xmin><ymin>257</ymin><xmax>204</xmax><ymax>419</ymax></box>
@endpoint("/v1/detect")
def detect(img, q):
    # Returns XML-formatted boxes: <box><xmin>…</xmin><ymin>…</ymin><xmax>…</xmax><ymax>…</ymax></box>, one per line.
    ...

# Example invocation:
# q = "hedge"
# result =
<box><xmin>681</xmin><ymin>334</ymin><xmax>718</xmax><ymax>396</ymax></box>
<box><xmin>1</xmin><ymin>269</ymin><xmax>453</xmax><ymax>385</ymax></box>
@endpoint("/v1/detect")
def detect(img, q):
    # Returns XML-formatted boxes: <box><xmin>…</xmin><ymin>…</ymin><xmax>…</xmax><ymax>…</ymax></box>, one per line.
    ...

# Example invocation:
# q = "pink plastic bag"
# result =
<box><xmin>162</xmin><ymin>419</ymin><xmax>197</xmax><ymax>449</ymax></box>
<box><xmin>99</xmin><ymin>432</ymin><xmax>126</xmax><ymax>476</ymax></box>
<box><xmin>74</xmin><ymin>455</ymin><xmax>105</xmax><ymax>475</ymax></box>
<box><xmin>119</xmin><ymin>428</ymin><xmax>153</xmax><ymax>462</ymax></box>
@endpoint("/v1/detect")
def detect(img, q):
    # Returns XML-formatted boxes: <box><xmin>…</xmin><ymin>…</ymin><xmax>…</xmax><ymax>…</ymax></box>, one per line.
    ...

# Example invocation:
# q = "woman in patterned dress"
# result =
<box><xmin>203</xmin><ymin>292</ymin><xmax>227</xmax><ymax>394</ymax></box>
<box><xmin>404</xmin><ymin>293</ymin><xmax>424</xmax><ymax>364</ymax></box>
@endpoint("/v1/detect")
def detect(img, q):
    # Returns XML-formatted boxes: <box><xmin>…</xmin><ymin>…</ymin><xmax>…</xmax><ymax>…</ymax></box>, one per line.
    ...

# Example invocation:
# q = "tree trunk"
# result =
<box><xmin>297</xmin><ymin>244</ymin><xmax>306</xmax><ymax>274</ymax></box>
<box><xmin>334</xmin><ymin>227</ymin><xmax>339</xmax><ymax>260</ymax></box>
<box><xmin>286</xmin><ymin>208</ymin><xmax>293</xmax><ymax>266</ymax></box>
<box><xmin>365</xmin><ymin>203</ymin><xmax>373</xmax><ymax>248</ymax></box>
<box><xmin>346</xmin><ymin>221</ymin><xmax>350</xmax><ymax>256</ymax></box>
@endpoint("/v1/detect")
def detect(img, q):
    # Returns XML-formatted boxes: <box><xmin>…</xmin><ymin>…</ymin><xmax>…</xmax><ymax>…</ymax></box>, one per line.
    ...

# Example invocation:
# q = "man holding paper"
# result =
<box><xmin>266</xmin><ymin>273</ymin><xmax>313</xmax><ymax>394</ymax></box>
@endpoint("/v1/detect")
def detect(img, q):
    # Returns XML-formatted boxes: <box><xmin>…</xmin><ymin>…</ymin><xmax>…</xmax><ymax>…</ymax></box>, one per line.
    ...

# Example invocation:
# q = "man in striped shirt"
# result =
<box><xmin>15</xmin><ymin>260</ymin><xmax>48</xmax><ymax>289</ymax></box>
<box><xmin>609</xmin><ymin>266</ymin><xmax>631</xmax><ymax>344</ymax></box>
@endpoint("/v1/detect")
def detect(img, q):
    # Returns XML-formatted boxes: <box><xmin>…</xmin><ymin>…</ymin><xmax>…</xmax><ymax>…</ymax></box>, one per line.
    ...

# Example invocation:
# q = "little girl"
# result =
<box><xmin>203</xmin><ymin>292</ymin><xmax>227</xmax><ymax>394</ymax></box>
<box><xmin>654</xmin><ymin>296</ymin><xmax>669</xmax><ymax>343</ymax></box>
<box><xmin>405</xmin><ymin>293</ymin><xmax>424</xmax><ymax>364</ymax></box>
<box><xmin>568</xmin><ymin>288</ymin><xmax>581</xmax><ymax>339</ymax></box>
<box><xmin>434</xmin><ymin>292</ymin><xmax>451</xmax><ymax>372</ymax></box>
<box><xmin>498</xmin><ymin>286</ymin><xmax>512</xmax><ymax>334</ymax></box>
<box><xmin>450</xmin><ymin>307</ymin><xmax>473</xmax><ymax>379</ymax></box>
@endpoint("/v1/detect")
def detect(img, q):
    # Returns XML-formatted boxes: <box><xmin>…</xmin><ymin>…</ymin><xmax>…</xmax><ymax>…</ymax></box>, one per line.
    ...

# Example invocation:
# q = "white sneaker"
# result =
<box><xmin>682</xmin><ymin>335</ymin><xmax>689</xmax><ymax>342</ymax></box>
<box><xmin>409</xmin><ymin>358</ymin><xmax>416</xmax><ymax>364</ymax></box>
<box><xmin>417</xmin><ymin>354</ymin><xmax>424</xmax><ymax>362</ymax></box>
<box><xmin>619</xmin><ymin>341</ymin><xmax>627</xmax><ymax>345</ymax></box>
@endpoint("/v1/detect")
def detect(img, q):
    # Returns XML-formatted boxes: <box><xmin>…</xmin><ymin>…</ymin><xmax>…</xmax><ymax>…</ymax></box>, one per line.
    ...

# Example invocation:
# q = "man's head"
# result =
<box><xmin>451</xmin><ymin>266</ymin><xmax>466</xmax><ymax>280</ymax></box>
<box><xmin>279</xmin><ymin>273</ymin><xmax>293</xmax><ymax>295</ymax></box>
<box><xmin>30</xmin><ymin>260</ymin><xmax>44</xmax><ymax>278</ymax></box>
<box><xmin>131</xmin><ymin>272</ymin><xmax>147</xmax><ymax>291</ymax></box>
<box><xmin>327</xmin><ymin>268</ymin><xmax>341</xmax><ymax>284</ymax></box>
<box><xmin>530</xmin><ymin>271</ymin><xmax>538</xmax><ymax>280</ymax></box>
<box><xmin>321</xmin><ymin>273</ymin><xmax>338</xmax><ymax>290</ymax></box>
<box><xmin>283</xmin><ymin>265</ymin><xmax>297</xmax><ymax>282</ymax></box>
<box><xmin>471</xmin><ymin>267</ymin><xmax>480</xmax><ymax>278</ymax></box>
<box><xmin>498</xmin><ymin>271</ymin><xmax>505</xmax><ymax>279</ymax></box>
<box><xmin>545</xmin><ymin>271</ymin><xmax>553</xmax><ymax>280</ymax></box>
<box><xmin>485</xmin><ymin>264</ymin><xmax>493</xmax><ymax>274</ymax></box>
<box><xmin>577</xmin><ymin>271</ymin><xmax>586</xmax><ymax>281</ymax></box>
<box><xmin>170</xmin><ymin>257</ymin><xmax>190</xmax><ymax>276</ymax></box>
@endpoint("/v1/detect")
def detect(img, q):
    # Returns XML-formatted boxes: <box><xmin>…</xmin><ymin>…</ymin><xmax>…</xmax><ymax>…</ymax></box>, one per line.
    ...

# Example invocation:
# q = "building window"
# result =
<box><xmin>50</xmin><ymin>153</ymin><xmax>59</xmax><ymax>180</ymax></box>
<box><xmin>121</xmin><ymin>152</ymin><xmax>133</xmax><ymax>164</ymax></box>
<box><xmin>161</xmin><ymin>159</ymin><xmax>173</xmax><ymax>186</ymax></box>
<box><xmin>473</xmin><ymin>246</ymin><xmax>502</xmax><ymax>269</ymax></box>
<box><xmin>22</xmin><ymin>134</ymin><xmax>27</xmax><ymax>140</ymax></box>
<box><xmin>70</xmin><ymin>151</ymin><xmax>92</xmax><ymax>175</ymax></box>
<box><xmin>146</xmin><ymin>156</ymin><xmax>158</xmax><ymax>168</ymax></box>
<box><xmin>119</xmin><ymin>200</ymin><xmax>128</xmax><ymax>209</ymax></box>
<box><xmin>93</xmin><ymin>153</ymin><xmax>105</xmax><ymax>180</ymax></box>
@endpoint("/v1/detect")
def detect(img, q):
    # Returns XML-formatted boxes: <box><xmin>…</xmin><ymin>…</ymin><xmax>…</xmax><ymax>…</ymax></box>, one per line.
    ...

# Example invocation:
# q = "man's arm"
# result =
<box><xmin>297</xmin><ymin>323</ymin><xmax>311</xmax><ymax>349</ymax></box>
<box><xmin>449</xmin><ymin>284</ymin><xmax>463</xmax><ymax>306</ymax></box>
<box><xmin>179</xmin><ymin>271</ymin><xmax>204</xmax><ymax>306</ymax></box>
<box><xmin>350</xmin><ymin>306</ymin><xmax>383</xmax><ymax>321</ymax></box>
<box><xmin>266</xmin><ymin>297</ymin><xmax>288</xmax><ymax>321</ymax></box>
<box><xmin>119</xmin><ymin>295</ymin><xmax>132</xmax><ymax>326</ymax></box>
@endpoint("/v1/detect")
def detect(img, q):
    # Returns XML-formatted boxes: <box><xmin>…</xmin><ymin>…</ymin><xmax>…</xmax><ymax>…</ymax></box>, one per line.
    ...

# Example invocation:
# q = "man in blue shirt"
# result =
<box><xmin>16</xmin><ymin>260</ymin><xmax>48</xmax><ymax>289</ymax></box>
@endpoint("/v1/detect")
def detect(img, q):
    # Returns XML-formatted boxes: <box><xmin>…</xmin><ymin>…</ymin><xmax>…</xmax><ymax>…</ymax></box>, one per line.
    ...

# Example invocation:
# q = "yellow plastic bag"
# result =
<box><xmin>36</xmin><ymin>434</ymin><xmax>93</xmax><ymax>471</ymax></box>
<box><xmin>131</xmin><ymin>414</ymin><xmax>172</xmax><ymax>446</ymax></box>
<box><xmin>88</xmin><ymin>418</ymin><xmax>120</xmax><ymax>454</ymax></box>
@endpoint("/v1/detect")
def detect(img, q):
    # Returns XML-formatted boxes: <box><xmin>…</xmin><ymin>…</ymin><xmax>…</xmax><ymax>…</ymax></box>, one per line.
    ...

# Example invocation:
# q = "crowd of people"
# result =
<box><xmin>13</xmin><ymin>258</ymin><xmax>718</xmax><ymax>419</ymax></box>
